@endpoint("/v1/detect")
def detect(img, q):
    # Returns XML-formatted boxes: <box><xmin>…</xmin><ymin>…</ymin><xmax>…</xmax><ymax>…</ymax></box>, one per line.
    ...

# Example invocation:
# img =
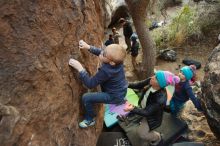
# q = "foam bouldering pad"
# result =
<box><xmin>101</xmin><ymin>113</ymin><xmax>188</xmax><ymax>146</ymax></box>
<box><xmin>104</xmin><ymin>88</ymin><xmax>139</xmax><ymax>128</ymax></box>
<box><xmin>96</xmin><ymin>132</ymin><xmax>131</xmax><ymax>146</ymax></box>
<box><xmin>182</xmin><ymin>59</ymin><xmax>201</xmax><ymax>69</ymax></box>
<box><xmin>173</xmin><ymin>136</ymin><xmax>191</xmax><ymax>143</ymax></box>
<box><xmin>124</xmin><ymin>88</ymin><xmax>139</xmax><ymax>106</ymax></box>
<box><xmin>172</xmin><ymin>142</ymin><xmax>204</xmax><ymax>146</ymax></box>
<box><xmin>103</xmin><ymin>122</ymin><xmax>124</xmax><ymax>132</ymax></box>
<box><xmin>155</xmin><ymin>112</ymin><xmax>188</xmax><ymax>145</ymax></box>
<box><xmin>104</xmin><ymin>104</ymin><xmax>128</xmax><ymax>128</ymax></box>
<box><xmin>166</xmin><ymin>85</ymin><xmax>175</xmax><ymax>102</ymax></box>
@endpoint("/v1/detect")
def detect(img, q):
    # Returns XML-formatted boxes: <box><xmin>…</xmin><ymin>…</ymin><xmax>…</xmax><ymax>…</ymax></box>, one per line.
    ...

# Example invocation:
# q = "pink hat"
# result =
<box><xmin>155</xmin><ymin>71</ymin><xmax>180</xmax><ymax>88</ymax></box>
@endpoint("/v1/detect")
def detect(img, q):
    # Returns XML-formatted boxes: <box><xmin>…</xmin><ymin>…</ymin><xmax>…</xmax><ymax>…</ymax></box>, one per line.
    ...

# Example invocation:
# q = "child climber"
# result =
<box><xmin>170</xmin><ymin>65</ymin><xmax>203</xmax><ymax>116</ymax></box>
<box><xmin>69</xmin><ymin>40</ymin><xmax>127</xmax><ymax>128</ymax></box>
<box><xmin>130</xmin><ymin>33</ymin><xmax>140</xmax><ymax>70</ymax></box>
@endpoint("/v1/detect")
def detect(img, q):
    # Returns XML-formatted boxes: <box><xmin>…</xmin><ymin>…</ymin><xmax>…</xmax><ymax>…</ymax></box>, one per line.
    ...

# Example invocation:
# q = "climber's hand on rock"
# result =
<box><xmin>79</xmin><ymin>40</ymin><xmax>90</xmax><ymax>50</ymax></box>
<box><xmin>69</xmin><ymin>59</ymin><xmax>84</xmax><ymax>72</ymax></box>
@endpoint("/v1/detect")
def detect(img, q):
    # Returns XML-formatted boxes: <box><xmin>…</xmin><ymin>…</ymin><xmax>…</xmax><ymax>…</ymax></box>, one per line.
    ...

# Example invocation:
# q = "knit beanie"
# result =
<box><xmin>180</xmin><ymin>65</ymin><xmax>196</xmax><ymax>80</ymax></box>
<box><xmin>155</xmin><ymin>70</ymin><xmax>180</xmax><ymax>88</ymax></box>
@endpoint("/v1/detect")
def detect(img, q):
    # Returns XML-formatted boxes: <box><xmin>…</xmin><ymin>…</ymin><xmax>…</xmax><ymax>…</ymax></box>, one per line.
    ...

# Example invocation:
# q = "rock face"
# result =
<box><xmin>104</xmin><ymin>0</ymin><xmax>129</xmax><ymax>27</ymax></box>
<box><xmin>0</xmin><ymin>0</ymin><xmax>105</xmax><ymax>146</ymax></box>
<box><xmin>181</xmin><ymin>102</ymin><xmax>219</xmax><ymax>145</ymax></box>
<box><xmin>201</xmin><ymin>44</ymin><xmax>220</xmax><ymax>139</ymax></box>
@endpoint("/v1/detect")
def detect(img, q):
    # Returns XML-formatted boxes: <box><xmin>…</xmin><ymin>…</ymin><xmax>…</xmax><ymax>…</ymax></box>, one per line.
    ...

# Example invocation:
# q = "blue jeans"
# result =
<box><xmin>170</xmin><ymin>98</ymin><xmax>185</xmax><ymax>116</ymax></box>
<box><xmin>82</xmin><ymin>92</ymin><xmax>124</xmax><ymax>121</ymax></box>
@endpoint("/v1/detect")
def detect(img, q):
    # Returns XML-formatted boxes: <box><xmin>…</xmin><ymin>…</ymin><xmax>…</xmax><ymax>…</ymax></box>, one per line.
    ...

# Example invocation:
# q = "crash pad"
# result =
<box><xmin>172</xmin><ymin>142</ymin><xmax>204</xmax><ymax>146</ymax></box>
<box><xmin>166</xmin><ymin>85</ymin><xmax>175</xmax><ymax>102</ymax></box>
<box><xmin>155</xmin><ymin>112</ymin><xmax>188</xmax><ymax>145</ymax></box>
<box><xmin>96</xmin><ymin>132</ymin><xmax>131</xmax><ymax>146</ymax></box>
<box><xmin>182</xmin><ymin>59</ymin><xmax>201</xmax><ymax>69</ymax></box>
<box><xmin>104</xmin><ymin>88</ymin><xmax>139</xmax><ymax>128</ymax></box>
<box><xmin>100</xmin><ymin>112</ymin><xmax>188</xmax><ymax>146</ymax></box>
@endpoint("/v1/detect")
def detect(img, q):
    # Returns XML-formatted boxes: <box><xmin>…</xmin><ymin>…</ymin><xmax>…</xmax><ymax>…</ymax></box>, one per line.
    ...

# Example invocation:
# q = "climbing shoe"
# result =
<box><xmin>79</xmin><ymin>119</ymin><xmax>95</xmax><ymax>128</ymax></box>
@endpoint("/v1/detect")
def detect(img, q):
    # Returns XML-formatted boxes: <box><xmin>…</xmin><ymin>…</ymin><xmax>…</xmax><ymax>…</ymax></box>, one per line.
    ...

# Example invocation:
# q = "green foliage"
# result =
<box><xmin>146</xmin><ymin>20</ymin><xmax>152</xmax><ymax>28</ymax></box>
<box><xmin>151</xmin><ymin>5</ymin><xmax>202</xmax><ymax>48</ymax></box>
<box><xmin>152</xmin><ymin>28</ymin><xmax>168</xmax><ymax>48</ymax></box>
<box><xmin>151</xmin><ymin>3</ymin><xmax>220</xmax><ymax>48</ymax></box>
<box><xmin>167</xmin><ymin>5</ymin><xmax>202</xmax><ymax>46</ymax></box>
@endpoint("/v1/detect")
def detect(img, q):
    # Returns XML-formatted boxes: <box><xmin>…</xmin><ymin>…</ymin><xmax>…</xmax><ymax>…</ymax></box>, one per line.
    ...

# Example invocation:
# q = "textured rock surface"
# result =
<box><xmin>104</xmin><ymin>0</ymin><xmax>129</xmax><ymax>27</ymax></box>
<box><xmin>201</xmin><ymin>44</ymin><xmax>220</xmax><ymax>139</ymax></box>
<box><xmin>182</xmin><ymin>102</ymin><xmax>220</xmax><ymax>146</ymax></box>
<box><xmin>0</xmin><ymin>0</ymin><xmax>104</xmax><ymax>145</ymax></box>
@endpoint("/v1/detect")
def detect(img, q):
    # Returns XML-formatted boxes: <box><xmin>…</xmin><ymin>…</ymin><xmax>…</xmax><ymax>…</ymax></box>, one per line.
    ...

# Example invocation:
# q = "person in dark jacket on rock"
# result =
<box><xmin>69</xmin><ymin>40</ymin><xmax>127</xmax><ymax>128</ymax></box>
<box><xmin>170</xmin><ymin>65</ymin><xmax>203</xmax><ymax>116</ymax></box>
<box><xmin>119</xmin><ymin>18</ymin><xmax>133</xmax><ymax>52</ymax></box>
<box><xmin>130</xmin><ymin>33</ymin><xmax>140</xmax><ymax>70</ymax></box>
<box><xmin>112</xmin><ymin>27</ymin><xmax>120</xmax><ymax>44</ymax></box>
<box><xmin>118</xmin><ymin>71</ymin><xmax>180</xmax><ymax>146</ymax></box>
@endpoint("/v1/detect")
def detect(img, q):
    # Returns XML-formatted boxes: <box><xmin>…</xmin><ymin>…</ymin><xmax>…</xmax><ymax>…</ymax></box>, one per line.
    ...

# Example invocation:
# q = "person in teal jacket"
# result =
<box><xmin>170</xmin><ymin>65</ymin><xmax>203</xmax><ymax>116</ymax></box>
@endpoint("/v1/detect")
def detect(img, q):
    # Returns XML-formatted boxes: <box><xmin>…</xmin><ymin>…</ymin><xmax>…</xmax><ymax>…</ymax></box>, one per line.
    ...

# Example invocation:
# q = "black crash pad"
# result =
<box><xmin>182</xmin><ymin>59</ymin><xmax>201</xmax><ymax>69</ymax></box>
<box><xmin>98</xmin><ymin>112</ymin><xmax>187</xmax><ymax>146</ymax></box>
<box><xmin>155</xmin><ymin>112</ymin><xmax>188</xmax><ymax>145</ymax></box>
<box><xmin>96</xmin><ymin>132</ymin><xmax>131</xmax><ymax>146</ymax></box>
<box><xmin>172</xmin><ymin>142</ymin><xmax>204</xmax><ymax>146</ymax></box>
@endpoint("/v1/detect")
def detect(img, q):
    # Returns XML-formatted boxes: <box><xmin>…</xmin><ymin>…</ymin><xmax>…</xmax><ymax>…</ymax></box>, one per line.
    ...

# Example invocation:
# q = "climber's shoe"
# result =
<box><xmin>79</xmin><ymin>119</ymin><xmax>95</xmax><ymax>128</ymax></box>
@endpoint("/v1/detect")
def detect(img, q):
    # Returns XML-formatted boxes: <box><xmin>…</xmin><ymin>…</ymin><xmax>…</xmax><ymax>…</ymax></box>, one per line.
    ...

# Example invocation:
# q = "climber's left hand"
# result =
<box><xmin>69</xmin><ymin>58</ymin><xmax>84</xmax><ymax>72</ymax></box>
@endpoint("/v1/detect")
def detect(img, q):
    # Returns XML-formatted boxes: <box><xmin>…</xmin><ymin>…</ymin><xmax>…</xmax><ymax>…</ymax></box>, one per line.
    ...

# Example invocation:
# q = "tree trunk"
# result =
<box><xmin>125</xmin><ymin>0</ymin><xmax>156</xmax><ymax>79</ymax></box>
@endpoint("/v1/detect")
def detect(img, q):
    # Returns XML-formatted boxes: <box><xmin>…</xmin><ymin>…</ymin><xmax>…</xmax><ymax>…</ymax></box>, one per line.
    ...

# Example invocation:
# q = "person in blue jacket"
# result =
<box><xmin>104</xmin><ymin>34</ymin><xmax>114</xmax><ymax>46</ymax></box>
<box><xmin>69</xmin><ymin>40</ymin><xmax>127</xmax><ymax>128</ymax></box>
<box><xmin>170</xmin><ymin>65</ymin><xmax>203</xmax><ymax>116</ymax></box>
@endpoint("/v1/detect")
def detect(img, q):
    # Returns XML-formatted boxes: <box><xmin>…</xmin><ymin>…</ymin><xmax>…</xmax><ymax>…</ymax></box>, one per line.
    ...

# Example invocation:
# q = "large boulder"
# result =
<box><xmin>201</xmin><ymin>44</ymin><xmax>220</xmax><ymax>139</ymax></box>
<box><xmin>0</xmin><ymin>0</ymin><xmax>105</xmax><ymax>145</ymax></box>
<box><xmin>104</xmin><ymin>0</ymin><xmax>129</xmax><ymax>28</ymax></box>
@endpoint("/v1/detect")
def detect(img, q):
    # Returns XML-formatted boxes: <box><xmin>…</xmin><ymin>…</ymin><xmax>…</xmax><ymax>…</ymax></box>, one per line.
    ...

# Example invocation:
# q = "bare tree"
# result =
<box><xmin>125</xmin><ymin>0</ymin><xmax>156</xmax><ymax>79</ymax></box>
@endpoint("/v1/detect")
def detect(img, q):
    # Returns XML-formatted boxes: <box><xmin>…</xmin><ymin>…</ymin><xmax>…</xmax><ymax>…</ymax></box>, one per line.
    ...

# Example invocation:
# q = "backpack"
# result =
<box><xmin>130</xmin><ymin>33</ymin><xmax>138</xmax><ymax>41</ymax></box>
<box><xmin>159</xmin><ymin>49</ymin><xmax>177</xmax><ymax>61</ymax></box>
